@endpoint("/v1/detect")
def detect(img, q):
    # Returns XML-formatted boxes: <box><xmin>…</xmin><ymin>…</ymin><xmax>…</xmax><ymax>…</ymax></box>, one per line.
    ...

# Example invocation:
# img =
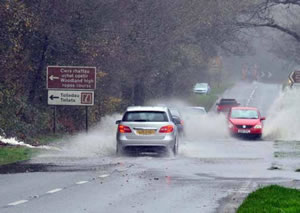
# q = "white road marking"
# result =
<box><xmin>76</xmin><ymin>181</ymin><xmax>88</xmax><ymax>185</ymax></box>
<box><xmin>46</xmin><ymin>188</ymin><xmax>63</xmax><ymax>194</ymax></box>
<box><xmin>6</xmin><ymin>175</ymin><xmax>107</xmax><ymax>207</ymax></box>
<box><xmin>246</xmin><ymin>86</ymin><xmax>257</xmax><ymax>106</ymax></box>
<box><xmin>8</xmin><ymin>200</ymin><xmax>28</xmax><ymax>206</ymax></box>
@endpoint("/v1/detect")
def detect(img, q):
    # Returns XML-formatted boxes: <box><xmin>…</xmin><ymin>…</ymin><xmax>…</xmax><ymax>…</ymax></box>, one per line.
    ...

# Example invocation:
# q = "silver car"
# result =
<box><xmin>193</xmin><ymin>83</ymin><xmax>211</xmax><ymax>94</ymax></box>
<box><xmin>116</xmin><ymin>106</ymin><xmax>179</xmax><ymax>155</ymax></box>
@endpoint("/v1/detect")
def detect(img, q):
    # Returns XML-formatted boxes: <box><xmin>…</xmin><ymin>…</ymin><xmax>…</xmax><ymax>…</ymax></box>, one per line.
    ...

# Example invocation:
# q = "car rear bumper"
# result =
<box><xmin>194</xmin><ymin>90</ymin><xmax>207</xmax><ymax>94</ymax></box>
<box><xmin>117</xmin><ymin>135</ymin><xmax>176</xmax><ymax>149</ymax></box>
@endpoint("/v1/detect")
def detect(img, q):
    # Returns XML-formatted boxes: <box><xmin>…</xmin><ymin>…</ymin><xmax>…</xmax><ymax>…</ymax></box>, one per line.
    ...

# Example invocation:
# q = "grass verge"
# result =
<box><xmin>0</xmin><ymin>147</ymin><xmax>36</xmax><ymax>165</ymax></box>
<box><xmin>34</xmin><ymin>134</ymin><xmax>64</xmax><ymax>145</ymax></box>
<box><xmin>189</xmin><ymin>83</ymin><xmax>233</xmax><ymax>111</ymax></box>
<box><xmin>237</xmin><ymin>185</ymin><xmax>300</xmax><ymax>213</ymax></box>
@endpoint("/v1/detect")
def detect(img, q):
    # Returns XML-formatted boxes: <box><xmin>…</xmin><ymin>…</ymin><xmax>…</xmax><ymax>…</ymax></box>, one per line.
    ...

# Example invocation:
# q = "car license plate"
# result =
<box><xmin>238</xmin><ymin>129</ymin><xmax>250</xmax><ymax>134</ymax></box>
<box><xmin>136</xmin><ymin>129</ymin><xmax>155</xmax><ymax>135</ymax></box>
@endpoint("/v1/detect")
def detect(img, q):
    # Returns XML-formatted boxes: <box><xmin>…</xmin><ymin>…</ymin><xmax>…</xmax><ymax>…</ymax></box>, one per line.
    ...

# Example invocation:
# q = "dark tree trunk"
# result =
<box><xmin>133</xmin><ymin>79</ymin><xmax>145</xmax><ymax>105</ymax></box>
<box><xmin>28</xmin><ymin>35</ymin><xmax>48</xmax><ymax>103</ymax></box>
<box><xmin>164</xmin><ymin>73</ymin><xmax>173</xmax><ymax>96</ymax></box>
<box><xmin>121</xmin><ymin>83</ymin><xmax>133</xmax><ymax>105</ymax></box>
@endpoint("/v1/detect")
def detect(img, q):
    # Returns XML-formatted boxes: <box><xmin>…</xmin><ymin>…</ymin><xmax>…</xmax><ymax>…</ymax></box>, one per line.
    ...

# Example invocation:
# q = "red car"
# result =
<box><xmin>216</xmin><ymin>98</ymin><xmax>240</xmax><ymax>113</ymax></box>
<box><xmin>228</xmin><ymin>107</ymin><xmax>265</xmax><ymax>139</ymax></box>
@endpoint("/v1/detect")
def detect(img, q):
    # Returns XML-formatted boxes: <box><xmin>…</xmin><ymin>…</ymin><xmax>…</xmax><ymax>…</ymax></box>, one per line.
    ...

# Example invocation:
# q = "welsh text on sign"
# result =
<box><xmin>47</xmin><ymin>66</ymin><xmax>96</xmax><ymax>90</ymax></box>
<box><xmin>48</xmin><ymin>90</ymin><xmax>94</xmax><ymax>106</ymax></box>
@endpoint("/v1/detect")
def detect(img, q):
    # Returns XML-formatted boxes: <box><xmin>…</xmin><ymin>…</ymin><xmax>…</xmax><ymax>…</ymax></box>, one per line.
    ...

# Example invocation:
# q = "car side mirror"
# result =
<box><xmin>172</xmin><ymin>117</ymin><xmax>181</xmax><ymax>125</ymax></box>
<box><xmin>260</xmin><ymin>117</ymin><xmax>266</xmax><ymax>121</ymax></box>
<box><xmin>116</xmin><ymin>120</ymin><xmax>121</xmax><ymax>124</ymax></box>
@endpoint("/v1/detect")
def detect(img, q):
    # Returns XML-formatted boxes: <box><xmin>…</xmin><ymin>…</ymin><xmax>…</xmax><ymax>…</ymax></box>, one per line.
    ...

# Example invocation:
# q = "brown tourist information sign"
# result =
<box><xmin>47</xmin><ymin>66</ymin><xmax>96</xmax><ymax>90</ymax></box>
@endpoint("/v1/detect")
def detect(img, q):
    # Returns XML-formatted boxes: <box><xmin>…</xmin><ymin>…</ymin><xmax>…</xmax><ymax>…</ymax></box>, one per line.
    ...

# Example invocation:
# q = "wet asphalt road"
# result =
<box><xmin>1</xmin><ymin>81</ymin><xmax>300</xmax><ymax>213</ymax></box>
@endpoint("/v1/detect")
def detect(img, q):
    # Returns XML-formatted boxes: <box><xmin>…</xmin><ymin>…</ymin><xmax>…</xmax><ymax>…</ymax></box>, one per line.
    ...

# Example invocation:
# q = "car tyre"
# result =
<box><xmin>172</xmin><ymin>138</ymin><xmax>179</xmax><ymax>156</ymax></box>
<box><xmin>116</xmin><ymin>143</ymin><xmax>123</xmax><ymax>156</ymax></box>
<box><xmin>255</xmin><ymin>134</ymin><xmax>262</xmax><ymax>140</ymax></box>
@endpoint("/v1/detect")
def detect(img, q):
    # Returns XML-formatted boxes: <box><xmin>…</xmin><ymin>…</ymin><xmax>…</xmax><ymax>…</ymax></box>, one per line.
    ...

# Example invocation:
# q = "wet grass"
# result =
<box><xmin>237</xmin><ymin>185</ymin><xmax>300</xmax><ymax>213</ymax></box>
<box><xmin>0</xmin><ymin>134</ymin><xmax>63</xmax><ymax>165</ymax></box>
<box><xmin>189</xmin><ymin>84</ymin><xmax>233</xmax><ymax>111</ymax></box>
<box><xmin>34</xmin><ymin>134</ymin><xmax>64</xmax><ymax>145</ymax></box>
<box><xmin>0</xmin><ymin>147</ymin><xmax>36</xmax><ymax>165</ymax></box>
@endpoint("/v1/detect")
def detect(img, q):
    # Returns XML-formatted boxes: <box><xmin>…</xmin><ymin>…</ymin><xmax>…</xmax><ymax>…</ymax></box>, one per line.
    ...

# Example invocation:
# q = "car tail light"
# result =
<box><xmin>159</xmin><ymin>125</ymin><xmax>174</xmax><ymax>133</ymax></box>
<box><xmin>118</xmin><ymin>125</ymin><xmax>132</xmax><ymax>133</ymax></box>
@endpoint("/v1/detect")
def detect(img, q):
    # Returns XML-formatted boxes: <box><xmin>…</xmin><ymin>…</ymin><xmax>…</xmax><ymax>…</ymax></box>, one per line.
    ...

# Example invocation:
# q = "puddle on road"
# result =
<box><xmin>272</xmin><ymin>140</ymin><xmax>300</xmax><ymax>172</ymax></box>
<box><xmin>0</xmin><ymin>161</ymin><xmax>119</xmax><ymax>174</ymax></box>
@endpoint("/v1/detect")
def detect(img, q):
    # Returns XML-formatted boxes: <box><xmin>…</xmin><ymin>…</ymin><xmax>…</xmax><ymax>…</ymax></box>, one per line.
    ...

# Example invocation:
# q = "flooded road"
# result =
<box><xmin>1</xmin><ymin>81</ymin><xmax>299</xmax><ymax>213</ymax></box>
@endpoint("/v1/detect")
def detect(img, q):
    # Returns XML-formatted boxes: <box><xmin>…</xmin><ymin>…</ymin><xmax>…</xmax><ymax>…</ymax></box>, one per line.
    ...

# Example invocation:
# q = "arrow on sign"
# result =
<box><xmin>49</xmin><ymin>95</ymin><xmax>59</xmax><ymax>100</ymax></box>
<box><xmin>260</xmin><ymin>72</ymin><xmax>265</xmax><ymax>78</ymax></box>
<box><xmin>289</xmin><ymin>71</ymin><xmax>295</xmax><ymax>86</ymax></box>
<box><xmin>49</xmin><ymin>75</ymin><xmax>59</xmax><ymax>81</ymax></box>
<box><xmin>268</xmin><ymin>72</ymin><xmax>272</xmax><ymax>79</ymax></box>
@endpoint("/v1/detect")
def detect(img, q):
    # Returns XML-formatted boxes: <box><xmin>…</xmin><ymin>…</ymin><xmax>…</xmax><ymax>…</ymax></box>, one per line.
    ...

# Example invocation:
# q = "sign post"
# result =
<box><xmin>53</xmin><ymin>106</ymin><xmax>56</xmax><ymax>134</ymax></box>
<box><xmin>86</xmin><ymin>106</ymin><xmax>88</xmax><ymax>133</ymax></box>
<box><xmin>46</xmin><ymin>66</ymin><xmax>96</xmax><ymax>133</ymax></box>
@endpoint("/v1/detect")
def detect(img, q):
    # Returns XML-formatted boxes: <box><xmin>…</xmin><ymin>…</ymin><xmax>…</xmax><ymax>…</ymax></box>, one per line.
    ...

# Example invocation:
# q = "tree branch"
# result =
<box><xmin>237</xmin><ymin>21</ymin><xmax>300</xmax><ymax>42</ymax></box>
<box><xmin>270</xmin><ymin>0</ymin><xmax>300</xmax><ymax>5</ymax></box>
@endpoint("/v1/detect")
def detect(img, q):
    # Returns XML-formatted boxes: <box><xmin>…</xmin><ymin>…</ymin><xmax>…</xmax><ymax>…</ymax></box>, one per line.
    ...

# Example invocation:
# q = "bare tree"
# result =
<box><xmin>237</xmin><ymin>0</ymin><xmax>300</xmax><ymax>42</ymax></box>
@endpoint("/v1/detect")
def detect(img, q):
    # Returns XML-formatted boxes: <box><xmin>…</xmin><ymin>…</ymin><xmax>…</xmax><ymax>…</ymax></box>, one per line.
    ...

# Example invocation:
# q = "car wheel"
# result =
<box><xmin>116</xmin><ymin>143</ymin><xmax>123</xmax><ymax>156</ymax></box>
<box><xmin>255</xmin><ymin>134</ymin><xmax>262</xmax><ymax>140</ymax></box>
<box><xmin>172</xmin><ymin>138</ymin><xmax>179</xmax><ymax>156</ymax></box>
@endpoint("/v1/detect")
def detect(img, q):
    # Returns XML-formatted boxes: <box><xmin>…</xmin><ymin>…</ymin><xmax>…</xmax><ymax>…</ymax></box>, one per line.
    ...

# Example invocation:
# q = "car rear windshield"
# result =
<box><xmin>195</xmin><ymin>83</ymin><xmax>207</xmax><ymax>88</ymax></box>
<box><xmin>123</xmin><ymin>111</ymin><xmax>169</xmax><ymax>122</ymax></box>
<box><xmin>220</xmin><ymin>99</ymin><xmax>238</xmax><ymax>105</ymax></box>
<box><xmin>230</xmin><ymin>109</ymin><xmax>258</xmax><ymax>119</ymax></box>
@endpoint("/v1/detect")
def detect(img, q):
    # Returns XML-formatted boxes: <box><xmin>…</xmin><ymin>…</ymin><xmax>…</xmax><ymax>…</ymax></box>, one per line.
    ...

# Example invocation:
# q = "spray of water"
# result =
<box><xmin>146</xmin><ymin>98</ymin><xmax>233</xmax><ymax>157</ymax></box>
<box><xmin>37</xmin><ymin>97</ymin><xmax>256</xmax><ymax>160</ymax></box>
<box><xmin>264</xmin><ymin>87</ymin><xmax>300</xmax><ymax>140</ymax></box>
<box><xmin>39</xmin><ymin>114</ymin><xmax>121</xmax><ymax>158</ymax></box>
<box><xmin>178</xmin><ymin>111</ymin><xmax>242</xmax><ymax>158</ymax></box>
<box><xmin>0</xmin><ymin>134</ymin><xmax>60</xmax><ymax>151</ymax></box>
<box><xmin>183</xmin><ymin>112</ymin><xmax>229</xmax><ymax>140</ymax></box>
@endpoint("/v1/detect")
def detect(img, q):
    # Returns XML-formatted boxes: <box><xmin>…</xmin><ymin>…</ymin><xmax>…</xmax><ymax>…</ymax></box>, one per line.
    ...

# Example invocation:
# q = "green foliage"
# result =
<box><xmin>34</xmin><ymin>134</ymin><xmax>64</xmax><ymax>145</ymax></box>
<box><xmin>238</xmin><ymin>185</ymin><xmax>300</xmax><ymax>213</ymax></box>
<box><xmin>0</xmin><ymin>147</ymin><xmax>36</xmax><ymax>165</ymax></box>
